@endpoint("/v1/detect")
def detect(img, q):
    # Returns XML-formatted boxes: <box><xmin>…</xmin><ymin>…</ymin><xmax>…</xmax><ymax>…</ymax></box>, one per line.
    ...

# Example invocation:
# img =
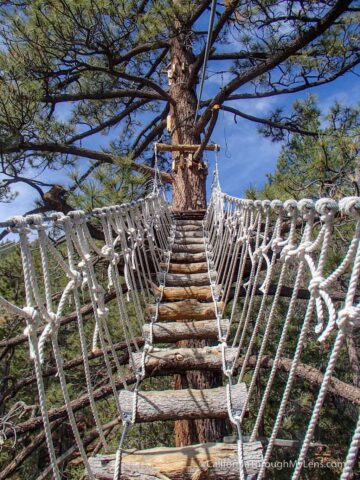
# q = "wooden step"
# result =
<box><xmin>142</xmin><ymin>319</ymin><xmax>229</xmax><ymax>343</ymax></box>
<box><xmin>176</xmin><ymin>220</ymin><xmax>203</xmax><ymax>226</ymax></box>
<box><xmin>176</xmin><ymin>225</ymin><xmax>203</xmax><ymax>232</ymax></box>
<box><xmin>160</xmin><ymin>262</ymin><xmax>208</xmax><ymax>274</ymax></box>
<box><xmin>153</xmin><ymin>285</ymin><xmax>215</xmax><ymax>301</ymax></box>
<box><xmin>173</xmin><ymin>209</ymin><xmax>206</xmax><ymax>220</ymax></box>
<box><xmin>119</xmin><ymin>384</ymin><xmax>247</xmax><ymax>422</ymax></box>
<box><xmin>162</xmin><ymin>272</ymin><xmax>212</xmax><ymax>287</ymax></box>
<box><xmin>172</xmin><ymin>243</ymin><xmax>205</xmax><ymax>254</ymax></box>
<box><xmin>133</xmin><ymin>346</ymin><xmax>235</xmax><ymax>373</ymax></box>
<box><xmin>173</xmin><ymin>237</ymin><xmax>204</xmax><ymax>245</ymax></box>
<box><xmin>175</xmin><ymin>230</ymin><xmax>203</xmax><ymax>238</ymax></box>
<box><xmin>146</xmin><ymin>299</ymin><xmax>222</xmax><ymax>321</ymax></box>
<box><xmin>170</xmin><ymin>252</ymin><xmax>207</xmax><ymax>263</ymax></box>
<box><xmin>89</xmin><ymin>441</ymin><xmax>263</xmax><ymax>479</ymax></box>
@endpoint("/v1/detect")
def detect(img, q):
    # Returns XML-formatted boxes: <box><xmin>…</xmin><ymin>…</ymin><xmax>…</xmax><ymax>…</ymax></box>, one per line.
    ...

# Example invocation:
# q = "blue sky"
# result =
<box><xmin>0</xmin><ymin>23</ymin><xmax>359</xmax><ymax>223</ymax></box>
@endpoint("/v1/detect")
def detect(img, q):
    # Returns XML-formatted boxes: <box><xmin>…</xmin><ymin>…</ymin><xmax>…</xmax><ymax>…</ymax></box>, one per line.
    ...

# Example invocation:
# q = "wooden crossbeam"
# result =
<box><xmin>170</xmin><ymin>252</ymin><xmax>207</xmax><ymax>263</ymax></box>
<box><xmin>159</xmin><ymin>272</ymin><xmax>214</xmax><ymax>287</ymax></box>
<box><xmin>156</xmin><ymin>143</ymin><xmax>220</xmax><ymax>152</ymax></box>
<box><xmin>146</xmin><ymin>298</ymin><xmax>222</xmax><ymax>320</ymax></box>
<box><xmin>89</xmin><ymin>441</ymin><xmax>263</xmax><ymax>479</ymax></box>
<box><xmin>152</xmin><ymin>285</ymin><xmax>215</xmax><ymax>301</ymax></box>
<box><xmin>119</xmin><ymin>384</ymin><xmax>247</xmax><ymax>422</ymax></box>
<box><xmin>133</xmin><ymin>346</ymin><xmax>235</xmax><ymax>373</ymax></box>
<box><xmin>142</xmin><ymin>319</ymin><xmax>230</xmax><ymax>343</ymax></box>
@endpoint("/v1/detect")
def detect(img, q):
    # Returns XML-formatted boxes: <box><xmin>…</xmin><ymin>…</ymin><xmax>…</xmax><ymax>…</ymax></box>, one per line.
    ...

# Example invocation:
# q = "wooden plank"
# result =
<box><xmin>153</xmin><ymin>285</ymin><xmax>215</xmax><ymax>301</ymax></box>
<box><xmin>118</xmin><ymin>384</ymin><xmax>247</xmax><ymax>422</ymax></box>
<box><xmin>147</xmin><ymin>299</ymin><xmax>222</xmax><ymax>321</ymax></box>
<box><xmin>162</xmin><ymin>272</ymin><xmax>212</xmax><ymax>287</ymax></box>
<box><xmin>175</xmin><ymin>219</ymin><xmax>203</xmax><ymax>225</ymax></box>
<box><xmin>175</xmin><ymin>224</ymin><xmax>203</xmax><ymax>232</ymax></box>
<box><xmin>156</xmin><ymin>143</ymin><xmax>220</xmax><ymax>152</ymax></box>
<box><xmin>170</xmin><ymin>252</ymin><xmax>207</xmax><ymax>263</ymax></box>
<box><xmin>175</xmin><ymin>230</ymin><xmax>203</xmax><ymax>238</ymax></box>
<box><xmin>89</xmin><ymin>441</ymin><xmax>263</xmax><ymax>479</ymax></box>
<box><xmin>172</xmin><ymin>209</ymin><xmax>206</xmax><ymax>220</ymax></box>
<box><xmin>173</xmin><ymin>237</ymin><xmax>204</xmax><ymax>245</ymax></box>
<box><xmin>142</xmin><ymin>319</ymin><xmax>230</xmax><ymax>343</ymax></box>
<box><xmin>133</xmin><ymin>346</ymin><xmax>235</xmax><ymax>373</ymax></box>
<box><xmin>161</xmin><ymin>262</ymin><xmax>208</xmax><ymax>274</ymax></box>
<box><xmin>172</xmin><ymin>244</ymin><xmax>205</xmax><ymax>254</ymax></box>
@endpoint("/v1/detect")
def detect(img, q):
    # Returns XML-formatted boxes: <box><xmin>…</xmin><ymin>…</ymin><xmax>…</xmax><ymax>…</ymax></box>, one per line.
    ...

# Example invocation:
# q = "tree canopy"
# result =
<box><xmin>0</xmin><ymin>0</ymin><xmax>358</xmax><ymax>212</ymax></box>
<box><xmin>248</xmin><ymin>95</ymin><xmax>360</xmax><ymax>200</ymax></box>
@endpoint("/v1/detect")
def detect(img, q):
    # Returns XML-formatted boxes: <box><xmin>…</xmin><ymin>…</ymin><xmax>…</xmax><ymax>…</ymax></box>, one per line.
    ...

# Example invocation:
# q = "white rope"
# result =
<box><xmin>1</xmin><ymin>172</ymin><xmax>359</xmax><ymax>480</ymax></box>
<box><xmin>0</xmin><ymin>190</ymin><xmax>172</xmax><ymax>479</ymax></box>
<box><xmin>203</xmin><ymin>173</ymin><xmax>360</xmax><ymax>480</ymax></box>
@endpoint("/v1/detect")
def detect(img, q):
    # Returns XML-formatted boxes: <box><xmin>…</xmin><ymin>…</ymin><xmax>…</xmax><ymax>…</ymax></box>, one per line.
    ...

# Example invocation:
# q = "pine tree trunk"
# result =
<box><xmin>169</xmin><ymin>23</ymin><xmax>228</xmax><ymax>447</ymax></box>
<box><xmin>168</xmin><ymin>29</ymin><xmax>206</xmax><ymax>211</ymax></box>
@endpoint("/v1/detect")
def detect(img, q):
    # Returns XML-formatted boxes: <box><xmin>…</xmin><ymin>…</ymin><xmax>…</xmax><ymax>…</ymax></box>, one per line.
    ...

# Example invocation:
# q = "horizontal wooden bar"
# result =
<box><xmin>146</xmin><ymin>299</ymin><xmax>222</xmax><ymax>321</ymax></box>
<box><xmin>89</xmin><ymin>441</ymin><xmax>262</xmax><ymax>479</ymax></box>
<box><xmin>119</xmin><ymin>384</ymin><xmax>247</xmax><ymax>422</ymax></box>
<box><xmin>170</xmin><ymin>252</ymin><xmax>207</xmax><ymax>263</ymax></box>
<box><xmin>160</xmin><ymin>262</ymin><xmax>208</xmax><ymax>274</ymax></box>
<box><xmin>133</xmin><ymin>346</ymin><xmax>235</xmax><ymax>372</ymax></box>
<box><xmin>142</xmin><ymin>319</ymin><xmax>230</xmax><ymax>343</ymax></box>
<box><xmin>152</xmin><ymin>285</ymin><xmax>215</xmax><ymax>302</ymax></box>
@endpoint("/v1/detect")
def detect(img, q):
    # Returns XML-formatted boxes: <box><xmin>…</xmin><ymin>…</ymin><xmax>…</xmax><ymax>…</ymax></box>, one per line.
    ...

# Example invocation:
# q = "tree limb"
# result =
<box><xmin>195</xmin><ymin>0</ymin><xmax>353</xmax><ymax>134</ymax></box>
<box><xmin>3</xmin><ymin>142</ymin><xmax>172</xmax><ymax>184</ymax></box>
<box><xmin>220</xmin><ymin>105</ymin><xmax>319</xmax><ymax>137</ymax></box>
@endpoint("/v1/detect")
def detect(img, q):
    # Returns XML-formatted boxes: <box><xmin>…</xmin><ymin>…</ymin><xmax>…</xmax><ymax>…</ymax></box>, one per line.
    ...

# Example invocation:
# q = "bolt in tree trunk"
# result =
<box><xmin>169</xmin><ymin>23</ymin><xmax>228</xmax><ymax>447</ymax></box>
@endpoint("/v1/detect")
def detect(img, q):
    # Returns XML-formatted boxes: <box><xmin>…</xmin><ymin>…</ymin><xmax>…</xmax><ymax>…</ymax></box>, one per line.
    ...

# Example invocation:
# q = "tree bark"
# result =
<box><xmin>168</xmin><ymin>15</ymin><xmax>227</xmax><ymax>446</ymax></box>
<box><xmin>169</xmin><ymin>18</ymin><xmax>206</xmax><ymax>211</ymax></box>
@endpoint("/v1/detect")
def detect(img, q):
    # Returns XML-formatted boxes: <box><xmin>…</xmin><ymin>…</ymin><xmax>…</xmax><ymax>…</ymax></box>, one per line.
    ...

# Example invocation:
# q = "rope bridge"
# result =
<box><xmin>0</xmin><ymin>169</ymin><xmax>359</xmax><ymax>478</ymax></box>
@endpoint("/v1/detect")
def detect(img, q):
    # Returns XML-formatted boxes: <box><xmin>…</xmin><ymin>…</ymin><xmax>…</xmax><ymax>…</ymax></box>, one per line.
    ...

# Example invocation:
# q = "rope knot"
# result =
<box><xmin>337</xmin><ymin>306</ymin><xmax>360</xmax><ymax>332</ymax></box>
<box><xmin>280</xmin><ymin>244</ymin><xmax>293</xmax><ymax>263</ymax></box>
<box><xmin>309</xmin><ymin>276</ymin><xmax>325</xmax><ymax>298</ymax></box>
<box><xmin>253</xmin><ymin>247</ymin><xmax>264</xmax><ymax>260</ymax></box>
<box><xmin>315</xmin><ymin>198</ymin><xmax>338</xmax><ymax>223</ymax></box>
<box><xmin>271</xmin><ymin>237</ymin><xmax>283</xmax><ymax>252</ymax></box>
<box><xmin>295</xmin><ymin>240</ymin><xmax>312</xmax><ymax>259</ymax></box>
<box><xmin>68</xmin><ymin>210</ymin><xmax>86</xmax><ymax>224</ymax></box>
<box><xmin>70</xmin><ymin>270</ymin><xmax>82</xmax><ymax>288</ymax></box>
<box><xmin>298</xmin><ymin>198</ymin><xmax>315</xmax><ymax>221</ymax></box>
<box><xmin>23</xmin><ymin>306</ymin><xmax>40</xmax><ymax>324</ymax></box>
<box><xmin>283</xmin><ymin>199</ymin><xmax>298</xmax><ymax>217</ymax></box>
<box><xmin>8</xmin><ymin>216</ymin><xmax>29</xmax><ymax>233</ymax></box>
<box><xmin>339</xmin><ymin>197</ymin><xmax>360</xmax><ymax>218</ymax></box>
<box><xmin>97</xmin><ymin>307</ymin><xmax>109</xmax><ymax>320</ymax></box>
<box><xmin>27</xmin><ymin>214</ymin><xmax>46</xmax><ymax>230</ymax></box>
<box><xmin>270</xmin><ymin>199</ymin><xmax>283</xmax><ymax>212</ymax></box>
<box><xmin>50</xmin><ymin>212</ymin><xmax>66</xmax><ymax>222</ymax></box>
<box><xmin>101</xmin><ymin>245</ymin><xmax>120</xmax><ymax>264</ymax></box>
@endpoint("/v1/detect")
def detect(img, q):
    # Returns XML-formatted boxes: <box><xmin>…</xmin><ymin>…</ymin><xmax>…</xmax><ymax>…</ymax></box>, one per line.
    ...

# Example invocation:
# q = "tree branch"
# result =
<box><xmin>3</xmin><ymin>142</ymin><xmax>172</xmax><ymax>184</ymax></box>
<box><xmin>220</xmin><ymin>105</ymin><xmax>319</xmax><ymax>137</ymax></box>
<box><xmin>195</xmin><ymin>0</ymin><xmax>353</xmax><ymax>134</ymax></box>
<box><xmin>43</xmin><ymin>89</ymin><xmax>164</xmax><ymax>104</ymax></box>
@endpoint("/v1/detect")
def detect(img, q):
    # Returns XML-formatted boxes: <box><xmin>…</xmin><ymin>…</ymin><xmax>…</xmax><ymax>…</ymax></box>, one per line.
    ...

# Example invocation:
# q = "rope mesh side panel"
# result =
<box><xmin>0</xmin><ymin>191</ymin><xmax>173</xmax><ymax>479</ymax></box>
<box><xmin>204</xmin><ymin>184</ymin><xmax>360</xmax><ymax>479</ymax></box>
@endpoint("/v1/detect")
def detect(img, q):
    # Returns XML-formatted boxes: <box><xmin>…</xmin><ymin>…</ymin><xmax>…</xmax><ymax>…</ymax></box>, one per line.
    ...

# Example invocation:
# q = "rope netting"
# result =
<box><xmin>0</xmin><ymin>152</ymin><xmax>359</xmax><ymax>479</ymax></box>
<box><xmin>0</xmin><ymin>189</ymin><xmax>174</xmax><ymax>480</ymax></box>
<box><xmin>204</xmin><ymin>163</ymin><xmax>360</xmax><ymax>479</ymax></box>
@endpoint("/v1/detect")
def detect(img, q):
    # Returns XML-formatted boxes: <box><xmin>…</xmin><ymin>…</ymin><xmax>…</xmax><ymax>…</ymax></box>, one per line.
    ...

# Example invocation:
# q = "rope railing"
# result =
<box><xmin>204</xmin><ymin>170</ymin><xmax>360</xmax><ymax>479</ymax></box>
<box><xmin>0</xmin><ymin>189</ymin><xmax>174</xmax><ymax>480</ymax></box>
<box><xmin>0</xmin><ymin>148</ymin><xmax>359</xmax><ymax>479</ymax></box>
